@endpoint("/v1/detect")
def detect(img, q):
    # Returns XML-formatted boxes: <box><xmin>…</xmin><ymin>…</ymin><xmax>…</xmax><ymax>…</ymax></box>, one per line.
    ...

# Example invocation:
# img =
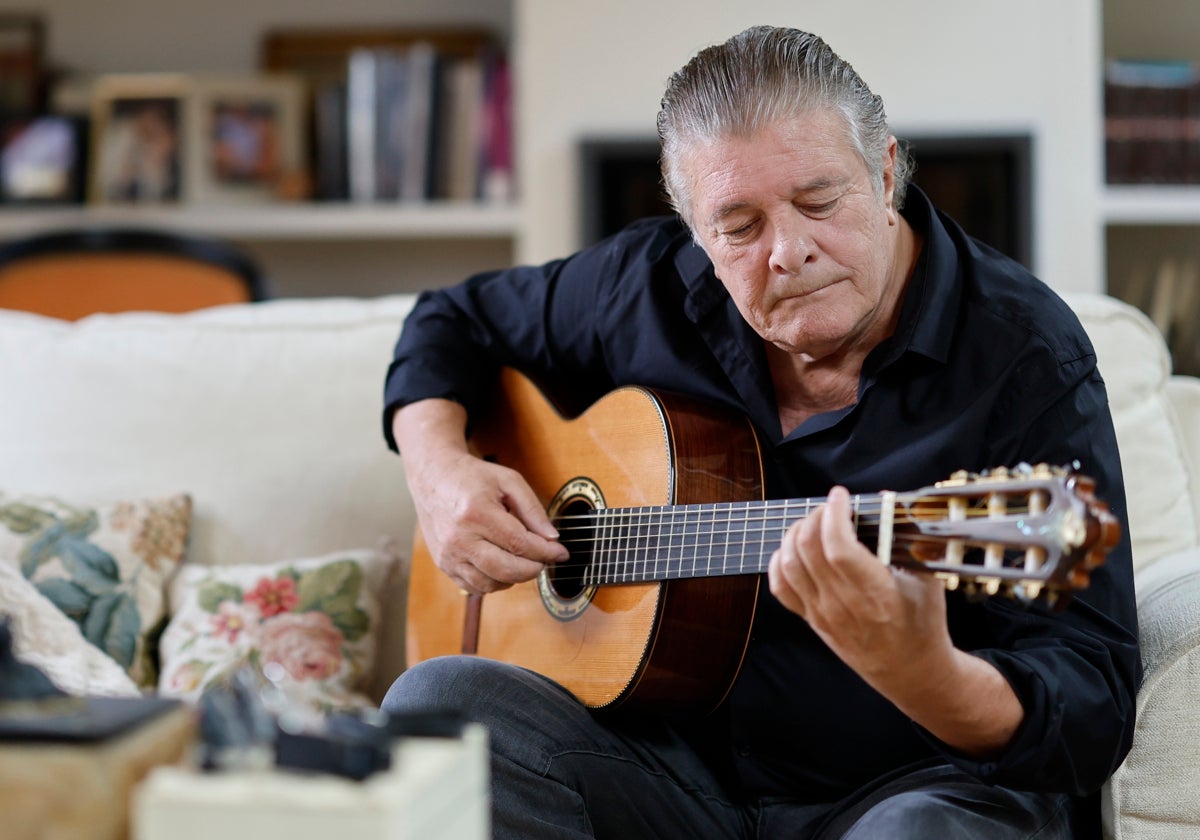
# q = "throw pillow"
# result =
<box><xmin>0</xmin><ymin>561</ymin><xmax>142</xmax><ymax>697</ymax></box>
<box><xmin>0</xmin><ymin>492</ymin><xmax>192</xmax><ymax>688</ymax></box>
<box><xmin>158</xmin><ymin>547</ymin><xmax>398</xmax><ymax>717</ymax></box>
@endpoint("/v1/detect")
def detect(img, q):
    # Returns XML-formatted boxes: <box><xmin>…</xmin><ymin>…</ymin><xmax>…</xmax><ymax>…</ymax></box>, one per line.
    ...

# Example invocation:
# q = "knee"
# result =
<box><xmin>381</xmin><ymin>655</ymin><xmax>497</xmax><ymax>715</ymax></box>
<box><xmin>842</xmin><ymin>791</ymin><xmax>960</xmax><ymax>839</ymax></box>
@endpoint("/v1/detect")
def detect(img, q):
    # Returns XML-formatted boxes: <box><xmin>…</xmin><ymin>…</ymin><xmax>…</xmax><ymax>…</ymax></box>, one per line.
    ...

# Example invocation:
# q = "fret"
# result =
<box><xmin>630</xmin><ymin>506</ymin><xmax>646</xmax><ymax>583</ymax></box>
<box><xmin>719</xmin><ymin>502</ymin><xmax>732</xmax><ymax>576</ymax></box>
<box><xmin>584</xmin><ymin>505</ymin><xmax>600</xmax><ymax>587</ymax></box>
<box><xmin>756</xmin><ymin>500</ymin><xmax>768</xmax><ymax>574</ymax></box>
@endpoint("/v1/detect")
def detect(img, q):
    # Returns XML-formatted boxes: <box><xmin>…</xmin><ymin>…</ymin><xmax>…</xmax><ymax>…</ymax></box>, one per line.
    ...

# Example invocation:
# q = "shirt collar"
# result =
<box><xmin>884</xmin><ymin>184</ymin><xmax>963</xmax><ymax>366</ymax></box>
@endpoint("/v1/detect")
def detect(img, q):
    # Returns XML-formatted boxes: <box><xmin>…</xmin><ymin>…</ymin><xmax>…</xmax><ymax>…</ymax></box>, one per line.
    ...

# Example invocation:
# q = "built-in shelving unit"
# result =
<box><xmin>0</xmin><ymin>202</ymin><xmax>520</xmax><ymax>242</ymax></box>
<box><xmin>1103</xmin><ymin>186</ymin><xmax>1200</xmax><ymax>226</ymax></box>
<box><xmin>0</xmin><ymin>0</ymin><xmax>518</xmax><ymax>298</ymax></box>
<box><xmin>1101</xmin><ymin>0</ymin><xmax>1200</xmax><ymax>373</ymax></box>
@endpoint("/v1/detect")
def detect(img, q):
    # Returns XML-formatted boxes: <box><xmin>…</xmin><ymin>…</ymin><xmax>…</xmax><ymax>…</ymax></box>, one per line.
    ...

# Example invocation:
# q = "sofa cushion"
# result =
<box><xmin>0</xmin><ymin>296</ymin><xmax>419</xmax><ymax>696</ymax></box>
<box><xmin>0</xmin><ymin>491</ymin><xmax>191</xmax><ymax>687</ymax></box>
<box><xmin>1103</xmin><ymin>547</ymin><xmax>1200</xmax><ymax>838</ymax></box>
<box><xmin>1064</xmin><ymin>292</ymin><xmax>1199</xmax><ymax>572</ymax></box>
<box><xmin>158</xmin><ymin>546</ymin><xmax>399</xmax><ymax>718</ymax></box>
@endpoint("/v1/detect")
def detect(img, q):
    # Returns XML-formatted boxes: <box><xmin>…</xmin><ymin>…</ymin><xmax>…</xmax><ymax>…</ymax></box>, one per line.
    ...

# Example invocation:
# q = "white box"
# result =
<box><xmin>132</xmin><ymin>724</ymin><xmax>489</xmax><ymax>840</ymax></box>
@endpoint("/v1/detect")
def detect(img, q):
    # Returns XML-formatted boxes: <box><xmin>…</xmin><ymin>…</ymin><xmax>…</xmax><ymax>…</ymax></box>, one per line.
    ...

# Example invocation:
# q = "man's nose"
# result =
<box><xmin>768</xmin><ymin>217</ymin><xmax>815</xmax><ymax>274</ymax></box>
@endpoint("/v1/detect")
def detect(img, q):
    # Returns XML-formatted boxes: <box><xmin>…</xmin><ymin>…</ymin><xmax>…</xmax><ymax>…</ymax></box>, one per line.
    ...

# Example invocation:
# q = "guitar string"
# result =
<box><xmin>539</xmin><ymin>534</ymin><xmax>1051</xmax><ymax>588</ymax></box>
<box><xmin>533</xmin><ymin>494</ymin><xmax>1053</xmax><ymax>587</ymax></box>
<box><xmin>550</xmin><ymin>499</ymin><xmax>1037</xmax><ymax>526</ymax></box>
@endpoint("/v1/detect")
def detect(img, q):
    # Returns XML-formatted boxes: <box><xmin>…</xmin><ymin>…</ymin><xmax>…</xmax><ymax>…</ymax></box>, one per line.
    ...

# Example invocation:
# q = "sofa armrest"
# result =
<box><xmin>1103</xmin><ymin>548</ymin><xmax>1200</xmax><ymax>839</ymax></box>
<box><xmin>1166</xmin><ymin>375</ymin><xmax>1200</xmax><ymax>529</ymax></box>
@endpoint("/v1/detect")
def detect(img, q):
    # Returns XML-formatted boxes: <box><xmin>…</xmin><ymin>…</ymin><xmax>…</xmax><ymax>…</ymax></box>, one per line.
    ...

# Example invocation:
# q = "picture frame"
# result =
<box><xmin>0</xmin><ymin>15</ymin><xmax>45</xmax><ymax>116</ymax></box>
<box><xmin>185</xmin><ymin>74</ymin><xmax>306</xmax><ymax>205</ymax></box>
<box><xmin>89</xmin><ymin>74</ymin><xmax>189</xmax><ymax>205</ymax></box>
<box><xmin>0</xmin><ymin>114</ymin><xmax>88</xmax><ymax>204</ymax></box>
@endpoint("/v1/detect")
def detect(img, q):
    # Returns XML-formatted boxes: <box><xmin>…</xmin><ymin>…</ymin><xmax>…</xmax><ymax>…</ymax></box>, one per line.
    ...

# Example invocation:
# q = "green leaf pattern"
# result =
<box><xmin>1</xmin><ymin>499</ymin><xmax>141</xmax><ymax>668</ymax></box>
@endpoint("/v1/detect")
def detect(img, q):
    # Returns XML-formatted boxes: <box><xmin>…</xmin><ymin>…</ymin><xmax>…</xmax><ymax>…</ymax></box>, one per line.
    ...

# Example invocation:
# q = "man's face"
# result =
<box><xmin>684</xmin><ymin>109</ymin><xmax>901</xmax><ymax>362</ymax></box>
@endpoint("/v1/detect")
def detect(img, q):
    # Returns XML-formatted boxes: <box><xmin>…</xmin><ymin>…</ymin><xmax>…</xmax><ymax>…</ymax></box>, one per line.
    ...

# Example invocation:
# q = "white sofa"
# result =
<box><xmin>0</xmin><ymin>291</ymin><xmax>1196</xmax><ymax>838</ymax></box>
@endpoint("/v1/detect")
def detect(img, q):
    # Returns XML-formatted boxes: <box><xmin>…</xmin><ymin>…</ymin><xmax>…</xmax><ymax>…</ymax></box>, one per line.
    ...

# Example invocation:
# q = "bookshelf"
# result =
<box><xmin>1103</xmin><ymin>186</ymin><xmax>1200</xmax><ymax>226</ymax></box>
<box><xmin>1102</xmin><ymin>0</ymin><xmax>1200</xmax><ymax>374</ymax></box>
<box><xmin>0</xmin><ymin>203</ymin><xmax>520</xmax><ymax>242</ymax></box>
<box><xmin>0</xmin><ymin>0</ymin><xmax>517</xmax><ymax>298</ymax></box>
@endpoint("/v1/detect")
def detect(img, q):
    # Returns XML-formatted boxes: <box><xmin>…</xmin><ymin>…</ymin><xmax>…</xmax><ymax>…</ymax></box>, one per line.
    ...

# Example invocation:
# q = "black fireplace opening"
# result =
<box><xmin>578</xmin><ymin>133</ymin><xmax>1033</xmax><ymax>270</ymax></box>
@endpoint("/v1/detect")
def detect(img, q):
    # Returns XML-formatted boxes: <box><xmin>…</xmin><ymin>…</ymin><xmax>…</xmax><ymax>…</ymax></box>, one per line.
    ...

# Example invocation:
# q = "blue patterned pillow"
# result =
<box><xmin>0</xmin><ymin>492</ymin><xmax>192</xmax><ymax>687</ymax></box>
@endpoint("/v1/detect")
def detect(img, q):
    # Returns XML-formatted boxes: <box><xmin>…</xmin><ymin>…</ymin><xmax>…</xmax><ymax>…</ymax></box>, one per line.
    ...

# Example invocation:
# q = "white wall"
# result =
<box><xmin>515</xmin><ymin>0</ymin><xmax>1104</xmax><ymax>293</ymax></box>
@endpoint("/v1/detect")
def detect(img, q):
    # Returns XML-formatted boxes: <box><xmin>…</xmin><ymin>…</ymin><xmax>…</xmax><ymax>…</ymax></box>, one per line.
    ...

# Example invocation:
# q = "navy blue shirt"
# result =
<box><xmin>383</xmin><ymin>188</ymin><xmax>1140</xmax><ymax>805</ymax></box>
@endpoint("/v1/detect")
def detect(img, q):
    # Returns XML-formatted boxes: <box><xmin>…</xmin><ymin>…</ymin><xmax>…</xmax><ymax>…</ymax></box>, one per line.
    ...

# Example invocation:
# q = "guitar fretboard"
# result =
<box><xmin>554</xmin><ymin>495</ymin><xmax>895</xmax><ymax>586</ymax></box>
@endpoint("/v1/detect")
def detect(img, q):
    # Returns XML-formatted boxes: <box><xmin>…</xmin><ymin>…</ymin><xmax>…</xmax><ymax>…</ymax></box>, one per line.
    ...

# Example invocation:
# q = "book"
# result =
<box><xmin>1105</xmin><ymin>58</ymin><xmax>1200</xmax><ymax>184</ymax></box>
<box><xmin>436</xmin><ymin>56</ymin><xmax>485</xmax><ymax>201</ymax></box>
<box><xmin>346</xmin><ymin>48</ymin><xmax>379</xmax><ymax>202</ymax></box>
<box><xmin>479</xmin><ymin>49</ymin><xmax>513</xmax><ymax>203</ymax></box>
<box><xmin>313</xmin><ymin>79</ymin><xmax>348</xmax><ymax>201</ymax></box>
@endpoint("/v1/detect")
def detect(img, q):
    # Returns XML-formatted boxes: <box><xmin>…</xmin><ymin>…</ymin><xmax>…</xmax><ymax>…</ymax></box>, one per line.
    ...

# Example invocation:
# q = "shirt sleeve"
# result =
<box><xmin>381</xmin><ymin>232</ymin><xmax>627</xmax><ymax>451</ymax></box>
<box><xmin>926</xmin><ymin>360</ymin><xmax>1141</xmax><ymax>795</ymax></box>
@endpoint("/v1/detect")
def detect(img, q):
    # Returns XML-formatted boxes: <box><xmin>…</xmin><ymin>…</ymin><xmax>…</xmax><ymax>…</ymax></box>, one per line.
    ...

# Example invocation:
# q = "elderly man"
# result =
<box><xmin>381</xmin><ymin>26</ymin><xmax>1139</xmax><ymax>839</ymax></box>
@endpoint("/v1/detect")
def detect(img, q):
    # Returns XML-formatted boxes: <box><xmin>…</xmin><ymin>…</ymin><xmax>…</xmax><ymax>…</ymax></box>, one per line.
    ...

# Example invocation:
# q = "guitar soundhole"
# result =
<box><xmin>548</xmin><ymin>498</ymin><xmax>595</xmax><ymax>600</ymax></box>
<box><xmin>539</xmin><ymin>477</ymin><xmax>603</xmax><ymax>621</ymax></box>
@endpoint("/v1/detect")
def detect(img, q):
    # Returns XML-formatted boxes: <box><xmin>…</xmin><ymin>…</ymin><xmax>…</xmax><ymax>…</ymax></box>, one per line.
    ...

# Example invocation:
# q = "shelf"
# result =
<box><xmin>0</xmin><ymin>202</ymin><xmax>521</xmax><ymax>242</ymax></box>
<box><xmin>1103</xmin><ymin>185</ymin><xmax>1200</xmax><ymax>225</ymax></box>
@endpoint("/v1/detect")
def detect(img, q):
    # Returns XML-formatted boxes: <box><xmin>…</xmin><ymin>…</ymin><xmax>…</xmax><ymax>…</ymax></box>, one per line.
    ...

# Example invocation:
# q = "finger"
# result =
<box><xmin>820</xmin><ymin>486</ymin><xmax>889</xmax><ymax>588</ymax></box>
<box><xmin>498</xmin><ymin>474</ymin><xmax>570</xmax><ymax>562</ymax></box>
<box><xmin>469</xmin><ymin>537</ymin><xmax>552</xmax><ymax>585</ymax></box>
<box><xmin>769</xmin><ymin>546</ymin><xmax>813</xmax><ymax>617</ymax></box>
<box><xmin>769</xmin><ymin>511</ymin><xmax>823</xmax><ymax>616</ymax></box>
<box><xmin>447</xmin><ymin>560</ymin><xmax>513</xmax><ymax>595</ymax></box>
<box><xmin>821</xmin><ymin>486</ymin><xmax>864</xmax><ymax>557</ymax></box>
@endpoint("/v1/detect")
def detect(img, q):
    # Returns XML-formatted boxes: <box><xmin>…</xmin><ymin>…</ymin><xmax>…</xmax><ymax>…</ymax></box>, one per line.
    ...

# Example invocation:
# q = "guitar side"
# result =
<box><xmin>406</xmin><ymin>368</ymin><xmax>765</xmax><ymax>712</ymax></box>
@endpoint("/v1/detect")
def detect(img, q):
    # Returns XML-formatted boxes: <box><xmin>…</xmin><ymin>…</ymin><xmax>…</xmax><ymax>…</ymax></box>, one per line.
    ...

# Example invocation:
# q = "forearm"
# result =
<box><xmin>391</xmin><ymin>398</ymin><xmax>471</xmax><ymax>468</ymax></box>
<box><xmin>885</xmin><ymin>645</ymin><xmax>1024</xmax><ymax>759</ymax></box>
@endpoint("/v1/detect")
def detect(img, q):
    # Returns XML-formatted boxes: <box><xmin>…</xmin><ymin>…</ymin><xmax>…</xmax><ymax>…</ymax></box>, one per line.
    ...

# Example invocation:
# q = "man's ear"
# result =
<box><xmin>882</xmin><ymin>136</ymin><xmax>898</xmax><ymax>225</ymax></box>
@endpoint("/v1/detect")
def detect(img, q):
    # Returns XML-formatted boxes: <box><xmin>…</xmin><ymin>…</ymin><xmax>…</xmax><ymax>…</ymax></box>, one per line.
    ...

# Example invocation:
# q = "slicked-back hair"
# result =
<box><xmin>657</xmin><ymin>26</ymin><xmax>913</xmax><ymax>227</ymax></box>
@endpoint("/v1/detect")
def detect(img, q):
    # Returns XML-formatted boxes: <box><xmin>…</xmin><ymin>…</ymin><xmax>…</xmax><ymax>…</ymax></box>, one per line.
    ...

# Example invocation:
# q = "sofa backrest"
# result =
<box><xmin>1064</xmin><ymin>291</ymin><xmax>1200</xmax><ymax>573</ymax></box>
<box><xmin>2</xmin><ymin>290</ymin><xmax>1190</xmax><ymax>603</ymax></box>
<box><xmin>0</xmin><ymin>295</ymin><xmax>420</xmax><ymax>572</ymax></box>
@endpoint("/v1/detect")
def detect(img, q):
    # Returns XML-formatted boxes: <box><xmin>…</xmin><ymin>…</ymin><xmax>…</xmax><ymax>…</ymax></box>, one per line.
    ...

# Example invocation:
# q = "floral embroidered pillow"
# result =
<box><xmin>158</xmin><ymin>547</ymin><xmax>398</xmax><ymax>715</ymax></box>
<box><xmin>0</xmin><ymin>492</ymin><xmax>192</xmax><ymax>688</ymax></box>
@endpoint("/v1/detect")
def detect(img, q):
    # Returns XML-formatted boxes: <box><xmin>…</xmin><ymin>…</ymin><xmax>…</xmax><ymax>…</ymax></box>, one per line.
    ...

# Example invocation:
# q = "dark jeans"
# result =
<box><xmin>382</xmin><ymin>656</ymin><xmax>1076</xmax><ymax>839</ymax></box>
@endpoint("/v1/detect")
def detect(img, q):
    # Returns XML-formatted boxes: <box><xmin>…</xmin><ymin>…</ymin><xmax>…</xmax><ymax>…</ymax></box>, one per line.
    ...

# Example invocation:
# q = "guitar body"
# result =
<box><xmin>406</xmin><ymin>368</ymin><xmax>765</xmax><ymax>712</ymax></box>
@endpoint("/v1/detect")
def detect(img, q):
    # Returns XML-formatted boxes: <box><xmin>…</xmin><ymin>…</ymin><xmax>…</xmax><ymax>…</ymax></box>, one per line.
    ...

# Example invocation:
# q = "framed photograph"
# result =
<box><xmin>0</xmin><ymin>114</ymin><xmax>87</xmax><ymax>204</ymax></box>
<box><xmin>186</xmin><ymin>75</ymin><xmax>306</xmax><ymax>205</ymax></box>
<box><xmin>89</xmin><ymin>74</ymin><xmax>189</xmax><ymax>205</ymax></box>
<box><xmin>0</xmin><ymin>15</ymin><xmax>44</xmax><ymax>116</ymax></box>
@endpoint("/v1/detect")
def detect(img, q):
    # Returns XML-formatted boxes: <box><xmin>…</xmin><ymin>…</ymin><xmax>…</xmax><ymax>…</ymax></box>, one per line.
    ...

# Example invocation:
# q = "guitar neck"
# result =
<box><xmin>559</xmin><ymin>494</ymin><xmax>896</xmax><ymax>586</ymax></box>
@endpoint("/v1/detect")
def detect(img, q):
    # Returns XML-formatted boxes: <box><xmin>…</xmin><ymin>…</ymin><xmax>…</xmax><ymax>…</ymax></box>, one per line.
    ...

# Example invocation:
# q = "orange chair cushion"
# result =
<box><xmin>0</xmin><ymin>253</ymin><xmax>254</xmax><ymax>320</ymax></box>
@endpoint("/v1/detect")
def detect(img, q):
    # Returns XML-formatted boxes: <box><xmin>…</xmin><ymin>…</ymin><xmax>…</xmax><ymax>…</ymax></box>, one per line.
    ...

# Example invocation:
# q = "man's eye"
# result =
<box><xmin>802</xmin><ymin>201</ymin><xmax>837</xmax><ymax>217</ymax></box>
<box><xmin>723</xmin><ymin>221</ymin><xmax>757</xmax><ymax>240</ymax></box>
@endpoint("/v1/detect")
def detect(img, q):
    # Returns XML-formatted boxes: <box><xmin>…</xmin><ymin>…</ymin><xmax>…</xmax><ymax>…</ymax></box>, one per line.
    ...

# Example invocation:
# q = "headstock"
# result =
<box><xmin>889</xmin><ymin>463</ymin><xmax>1119</xmax><ymax>607</ymax></box>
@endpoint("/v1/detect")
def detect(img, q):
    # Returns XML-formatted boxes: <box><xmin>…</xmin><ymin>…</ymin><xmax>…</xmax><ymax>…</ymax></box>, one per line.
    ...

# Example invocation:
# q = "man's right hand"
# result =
<box><xmin>393</xmin><ymin>398</ymin><xmax>569</xmax><ymax>594</ymax></box>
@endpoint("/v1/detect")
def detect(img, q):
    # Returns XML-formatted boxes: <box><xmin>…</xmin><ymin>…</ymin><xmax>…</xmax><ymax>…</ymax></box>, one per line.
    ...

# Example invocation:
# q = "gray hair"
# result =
<box><xmin>657</xmin><ymin>26</ymin><xmax>914</xmax><ymax>226</ymax></box>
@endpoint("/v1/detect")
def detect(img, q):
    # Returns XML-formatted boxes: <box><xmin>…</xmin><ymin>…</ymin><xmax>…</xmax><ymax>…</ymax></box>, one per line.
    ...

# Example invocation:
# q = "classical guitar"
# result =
<box><xmin>406</xmin><ymin>368</ymin><xmax>1120</xmax><ymax>714</ymax></box>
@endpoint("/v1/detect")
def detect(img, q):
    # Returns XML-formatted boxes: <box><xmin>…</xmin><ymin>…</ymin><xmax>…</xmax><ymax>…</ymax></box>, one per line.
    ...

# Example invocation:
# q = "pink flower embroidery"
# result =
<box><xmin>258</xmin><ymin>611</ymin><xmax>345</xmax><ymax>682</ymax></box>
<box><xmin>169</xmin><ymin>660</ymin><xmax>210</xmax><ymax>694</ymax></box>
<box><xmin>209</xmin><ymin>601</ymin><xmax>259</xmax><ymax>643</ymax></box>
<box><xmin>244</xmin><ymin>576</ymin><xmax>299</xmax><ymax>617</ymax></box>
